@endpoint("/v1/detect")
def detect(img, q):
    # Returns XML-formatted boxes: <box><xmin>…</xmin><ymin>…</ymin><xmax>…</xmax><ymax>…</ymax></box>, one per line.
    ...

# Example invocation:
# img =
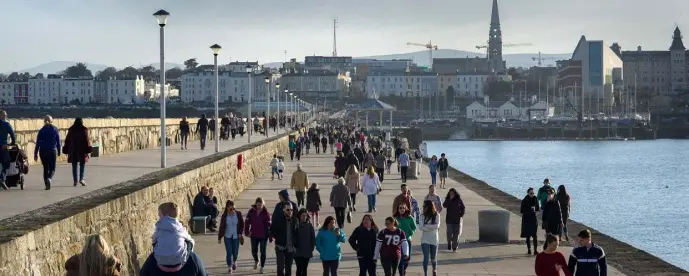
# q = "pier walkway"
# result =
<box><xmin>194</xmin><ymin>152</ymin><xmax>626</xmax><ymax>276</ymax></box>
<box><xmin>0</xmin><ymin>130</ymin><xmax>285</xmax><ymax>220</ymax></box>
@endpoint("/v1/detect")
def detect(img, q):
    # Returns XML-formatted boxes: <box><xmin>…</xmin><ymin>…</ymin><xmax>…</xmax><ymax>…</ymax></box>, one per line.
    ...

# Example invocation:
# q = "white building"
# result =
<box><xmin>367</xmin><ymin>71</ymin><xmax>406</xmax><ymax>97</ymax></box>
<box><xmin>0</xmin><ymin>82</ymin><xmax>16</xmax><ymax>105</ymax></box>
<box><xmin>571</xmin><ymin>35</ymin><xmax>623</xmax><ymax>106</ymax></box>
<box><xmin>280</xmin><ymin>71</ymin><xmax>347</xmax><ymax>100</ymax></box>
<box><xmin>466</xmin><ymin>98</ymin><xmax>551</xmax><ymax>120</ymax></box>
<box><xmin>106</xmin><ymin>76</ymin><xmax>146</xmax><ymax>104</ymax></box>
<box><xmin>29</xmin><ymin>74</ymin><xmax>63</xmax><ymax>104</ymax></box>
<box><xmin>224</xmin><ymin>61</ymin><xmax>259</xmax><ymax>73</ymax></box>
<box><xmin>148</xmin><ymin>83</ymin><xmax>179</xmax><ymax>100</ymax></box>
<box><xmin>60</xmin><ymin>77</ymin><xmax>94</xmax><ymax>104</ymax></box>
<box><xmin>182</xmin><ymin>70</ymin><xmax>272</xmax><ymax>103</ymax></box>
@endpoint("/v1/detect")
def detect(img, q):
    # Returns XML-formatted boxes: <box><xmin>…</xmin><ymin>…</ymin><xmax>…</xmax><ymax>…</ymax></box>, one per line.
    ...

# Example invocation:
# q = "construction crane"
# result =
<box><xmin>407</xmin><ymin>41</ymin><xmax>438</xmax><ymax>70</ymax></box>
<box><xmin>532</xmin><ymin>51</ymin><xmax>556</xmax><ymax>67</ymax></box>
<box><xmin>475</xmin><ymin>43</ymin><xmax>533</xmax><ymax>57</ymax></box>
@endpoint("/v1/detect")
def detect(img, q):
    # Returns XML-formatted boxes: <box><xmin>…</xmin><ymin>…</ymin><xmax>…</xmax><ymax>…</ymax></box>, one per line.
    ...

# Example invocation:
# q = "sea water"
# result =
<box><xmin>427</xmin><ymin>139</ymin><xmax>689</xmax><ymax>270</ymax></box>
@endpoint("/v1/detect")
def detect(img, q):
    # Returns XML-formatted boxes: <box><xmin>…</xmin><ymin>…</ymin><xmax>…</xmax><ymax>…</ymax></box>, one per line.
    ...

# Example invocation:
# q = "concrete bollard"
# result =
<box><xmin>407</xmin><ymin>161</ymin><xmax>419</xmax><ymax>179</ymax></box>
<box><xmin>478</xmin><ymin>209</ymin><xmax>510</xmax><ymax>243</ymax></box>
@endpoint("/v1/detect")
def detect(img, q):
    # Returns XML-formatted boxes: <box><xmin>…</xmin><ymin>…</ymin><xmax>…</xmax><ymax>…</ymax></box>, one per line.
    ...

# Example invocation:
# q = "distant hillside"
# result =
<box><xmin>261</xmin><ymin>50</ymin><xmax>571</xmax><ymax>69</ymax></box>
<box><xmin>9</xmin><ymin>61</ymin><xmax>184</xmax><ymax>75</ymax></box>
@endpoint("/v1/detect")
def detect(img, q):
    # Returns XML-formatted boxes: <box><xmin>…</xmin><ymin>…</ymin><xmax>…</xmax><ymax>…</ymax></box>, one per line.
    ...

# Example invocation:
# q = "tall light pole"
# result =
<box><xmin>285</xmin><ymin>89</ymin><xmax>289</xmax><ymax>129</ymax></box>
<box><xmin>275</xmin><ymin>83</ymin><xmax>280</xmax><ymax>132</ymax></box>
<box><xmin>289</xmin><ymin>92</ymin><xmax>294</xmax><ymax>128</ymax></box>
<box><xmin>153</xmin><ymin>9</ymin><xmax>169</xmax><ymax>168</ymax></box>
<box><xmin>210</xmin><ymin>44</ymin><xmax>222</xmax><ymax>152</ymax></box>
<box><xmin>245</xmin><ymin>65</ymin><xmax>253</xmax><ymax>143</ymax></box>
<box><xmin>264</xmin><ymin>76</ymin><xmax>271</xmax><ymax>137</ymax></box>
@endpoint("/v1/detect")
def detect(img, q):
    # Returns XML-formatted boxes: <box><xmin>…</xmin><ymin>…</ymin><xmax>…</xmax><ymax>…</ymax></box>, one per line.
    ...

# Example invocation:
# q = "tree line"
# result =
<box><xmin>0</xmin><ymin>62</ymin><xmax>189</xmax><ymax>82</ymax></box>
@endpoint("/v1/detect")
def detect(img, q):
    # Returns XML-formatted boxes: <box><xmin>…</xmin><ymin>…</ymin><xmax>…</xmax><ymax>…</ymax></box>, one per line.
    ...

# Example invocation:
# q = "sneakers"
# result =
<box><xmin>228</xmin><ymin>268</ymin><xmax>232</xmax><ymax>274</ymax></box>
<box><xmin>79</xmin><ymin>180</ymin><xmax>86</xmax><ymax>186</ymax></box>
<box><xmin>1</xmin><ymin>181</ymin><xmax>8</xmax><ymax>190</ymax></box>
<box><xmin>259</xmin><ymin>267</ymin><xmax>264</xmax><ymax>274</ymax></box>
<box><xmin>253</xmin><ymin>262</ymin><xmax>258</xmax><ymax>270</ymax></box>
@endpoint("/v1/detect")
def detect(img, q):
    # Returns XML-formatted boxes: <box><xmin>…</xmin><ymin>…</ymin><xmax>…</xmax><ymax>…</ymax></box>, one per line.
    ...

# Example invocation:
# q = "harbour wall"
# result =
<box><xmin>11</xmin><ymin>118</ymin><xmax>198</xmax><ymax>166</ymax></box>
<box><xmin>0</xmin><ymin>130</ymin><xmax>294</xmax><ymax>276</ymax></box>
<box><xmin>440</xmin><ymin>162</ymin><xmax>688</xmax><ymax>276</ymax></box>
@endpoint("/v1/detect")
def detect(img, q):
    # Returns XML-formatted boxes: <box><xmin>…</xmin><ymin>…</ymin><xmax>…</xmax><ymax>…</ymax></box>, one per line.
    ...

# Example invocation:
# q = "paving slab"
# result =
<box><xmin>194</xmin><ymin>152</ymin><xmax>627</xmax><ymax>276</ymax></box>
<box><xmin>0</xmin><ymin>129</ymin><xmax>286</xmax><ymax>220</ymax></box>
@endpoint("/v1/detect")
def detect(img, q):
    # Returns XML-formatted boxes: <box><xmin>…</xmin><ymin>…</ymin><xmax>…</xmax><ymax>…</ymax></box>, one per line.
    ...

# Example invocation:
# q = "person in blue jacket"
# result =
<box><xmin>34</xmin><ymin>115</ymin><xmax>60</xmax><ymax>190</ymax></box>
<box><xmin>273</xmin><ymin>189</ymin><xmax>298</xmax><ymax>219</ymax></box>
<box><xmin>316</xmin><ymin>216</ymin><xmax>347</xmax><ymax>276</ymax></box>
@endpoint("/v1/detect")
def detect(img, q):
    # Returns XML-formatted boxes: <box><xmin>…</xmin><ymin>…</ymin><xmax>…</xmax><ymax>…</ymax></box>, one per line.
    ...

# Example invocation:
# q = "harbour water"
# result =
<box><xmin>426</xmin><ymin>139</ymin><xmax>689</xmax><ymax>271</ymax></box>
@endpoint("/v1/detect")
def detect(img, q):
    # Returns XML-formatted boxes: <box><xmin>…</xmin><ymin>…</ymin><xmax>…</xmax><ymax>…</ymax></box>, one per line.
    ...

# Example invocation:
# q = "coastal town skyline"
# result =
<box><xmin>2</xmin><ymin>0</ymin><xmax>689</xmax><ymax>72</ymax></box>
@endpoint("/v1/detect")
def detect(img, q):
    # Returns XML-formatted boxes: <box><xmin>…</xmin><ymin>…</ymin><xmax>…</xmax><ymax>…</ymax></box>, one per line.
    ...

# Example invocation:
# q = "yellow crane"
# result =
<box><xmin>407</xmin><ymin>41</ymin><xmax>438</xmax><ymax>70</ymax></box>
<box><xmin>475</xmin><ymin>43</ymin><xmax>533</xmax><ymax>57</ymax></box>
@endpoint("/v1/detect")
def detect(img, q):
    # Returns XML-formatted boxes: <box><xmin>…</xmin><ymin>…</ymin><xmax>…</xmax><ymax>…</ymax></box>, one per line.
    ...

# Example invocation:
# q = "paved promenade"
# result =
<box><xmin>194</xmin><ymin>151</ymin><xmax>626</xmax><ymax>276</ymax></box>
<box><xmin>0</xmin><ymin>130</ymin><xmax>285</xmax><ymax>220</ymax></box>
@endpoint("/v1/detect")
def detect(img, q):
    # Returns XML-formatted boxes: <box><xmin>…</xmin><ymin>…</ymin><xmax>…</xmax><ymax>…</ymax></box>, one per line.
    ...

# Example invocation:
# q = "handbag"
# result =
<box><xmin>239</xmin><ymin>235</ymin><xmax>244</xmax><ymax>245</ymax></box>
<box><xmin>346</xmin><ymin>210</ymin><xmax>352</xmax><ymax>223</ymax></box>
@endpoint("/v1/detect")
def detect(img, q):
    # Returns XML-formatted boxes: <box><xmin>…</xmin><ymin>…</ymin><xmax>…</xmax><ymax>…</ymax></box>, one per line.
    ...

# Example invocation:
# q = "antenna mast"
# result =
<box><xmin>333</xmin><ymin>17</ymin><xmax>338</xmax><ymax>57</ymax></box>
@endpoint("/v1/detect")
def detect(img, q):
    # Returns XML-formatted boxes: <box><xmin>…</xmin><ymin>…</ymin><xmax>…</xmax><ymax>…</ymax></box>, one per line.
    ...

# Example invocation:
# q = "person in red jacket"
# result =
<box><xmin>535</xmin><ymin>234</ymin><xmax>572</xmax><ymax>276</ymax></box>
<box><xmin>244</xmin><ymin>197</ymin><xmax>272</xmax><ymax>274</ymax></box>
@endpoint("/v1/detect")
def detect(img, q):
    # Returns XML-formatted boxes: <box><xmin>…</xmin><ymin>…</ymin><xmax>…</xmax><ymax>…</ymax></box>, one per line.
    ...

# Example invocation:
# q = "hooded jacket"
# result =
<box><xmin>294</xmin><ymin>219</ymin><xmax>316</xmax><ymax>258</ymax></box>
<box><xmin>244</xmin><ymin>205</ymin><xmax>271</xmax><ymax>239</ymax></box>
<box><xmin>316</xmin><ymin>228</ymin><xmax>347</xmax><ymax>261</ymax></box>
<box><xmin>152</xmin><ymin>216</ymin><xmax>195</xmax><ymax>266</ymax></box>
<box><xmin>306</xmin><ymin>187</ymin><xmax>322</xmax><ymax>212</ymax></box>
<box><xmin>348</xmin><ymin>225</ymin><xmax>379</xmax><ymax>259</ymax></box>
<box><xmin>443</xmin><ymin>195</ymin><xmax>466</xmax><ymax>224</ymax></box>
<box><xmin>273</xmin><ymin>190</ymin><xmax>298</xmax><ymax>219</ymax></box>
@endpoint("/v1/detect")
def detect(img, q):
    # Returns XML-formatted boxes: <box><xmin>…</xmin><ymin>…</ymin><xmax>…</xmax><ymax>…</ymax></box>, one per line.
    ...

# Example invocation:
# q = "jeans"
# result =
<box><xmin>296</xmin><ymin>191</ymin><xmax>306</xmax><ymax>206</ymax></box>
<box><xmin>199</xmin><ymin>131</ymin><xmax>207</xmax><ymax>149</ymax></box>
<box><xmin>290</xmin><ymin>149</ymin><xmax>295</xmax><ymax>160</ymax></box>
<box><xmin>446</xmin><ymin>220</ymin><xmax>463</xmax><ymax>250</ymax></box>
<box><xmin>223</xmin><ymin>237</ymin><xmax>240</xmax><ymax>267</ymax></box>
<box><xmin>39</xmin><ymin>149</ymin><xmax>57</xmax><ymax>182</ymax></box>
<box><xmin>357</xmin><ymin>257</ymin><xmax>377</xmax><ymax>276</ymax></box>
<box><xmin>251</xmin><ymin>238</ymin><xmax>268</xmax><ymax>267</ymax></box>
<box><xmin>180</xmin><ymin>132</ymin><xmax>189</xmax><ymax>148</ymax></box>
<box><xmin>367</xmin><ymin>194</ymin><xmax>377</xmax><ymax>211</ymax></box>
<box><xmin>71</xmin><ymin>161</ymin><xmax>85</xmax><ymax>182</ymax></box>
<box><xmin>398</xmin><ymin>240</ymin><xmax>411</xmax><ymax>274</ymax></box>
<box><xmin>0</xmin><ymin>148</ymin><xmax>9</xmax><ymax>182</ymax></box>
<box><xmin>376</xmin><ymin>168</ymin><xmax>385</xmax><ymax>182</ymax></box>
<box><xmin>430</xmin><ymin>172</ymin><xmax>437</xmax><ymax>185</ymax></box>
<box><xmin>275</xmin><ymin>249</ymin><xmax>294</xmax><ymax>276</ymax></box>
<box><xmin>294</xmin><ymin>256</ymin><xmax>310</xmax><ymax>276</ymax></box>
<box><xmin>334</xmin><ymin>207</ymin><xmax>346</xmax><ymax>228</ymax></box>
<box><xmin>381</xmin><ymin>256</ymin><xmax>399</xmax><ymax>276</ymax></box>
<box><xmin>322</xmin><ymin>260</ymin><xmax>339</xmax><ymax>276</ymax></box>
<box><xmin>421</xmin><ymin>244</ymin><xmax>437</xmax><ymax>276</ymax></box>
<box><xmin>400</xmin><ymin>166</ymin><xmax>408</xmax><ymax>182</ymax></box>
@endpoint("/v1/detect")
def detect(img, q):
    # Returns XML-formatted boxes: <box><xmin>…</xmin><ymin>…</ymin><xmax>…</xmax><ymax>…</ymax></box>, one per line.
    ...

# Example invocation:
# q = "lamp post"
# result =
<box><xmin>264</xmin><ymin>76</ymin><xmax>271</xmax><ymax>137</ymax></box>
<box><xmin>285</xmin><ymin>89</ymin><xmax>289</xmax><ymax>129</ymax></box>
<box><xmin>275</xmin><ymin>82</ymin><xmax>280</xmax><ymax>130</ymax></box>
<box><xmin>153</xmin><ymin>9</ymin><xmax>170</xmax><ymax>168</ymax></box>
<box><xmin>245</xmin><ymin>65</ymin><xmax>253</xmax><ymax>143</ymax></box>
<box><xmin>289</xmin><ymin>93</ymin><xmax>294</xmax><ymax>128</ymax></box>
<box><xmin>210</xmin><ymin>44</ymin><xmax>222</xmax><ymax>152</ymax></box>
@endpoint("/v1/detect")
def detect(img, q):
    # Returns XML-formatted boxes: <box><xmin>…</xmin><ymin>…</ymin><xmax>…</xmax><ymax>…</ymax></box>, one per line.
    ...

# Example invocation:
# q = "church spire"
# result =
<box><xmin>488</xmin><ymin>0</ymin><xmax>504</xmax><ymax>73</ymax></box>
<box><xmin>670</xmin><ymin>26</ymin><xmax>686</xmax><ymax>51</ymax></box>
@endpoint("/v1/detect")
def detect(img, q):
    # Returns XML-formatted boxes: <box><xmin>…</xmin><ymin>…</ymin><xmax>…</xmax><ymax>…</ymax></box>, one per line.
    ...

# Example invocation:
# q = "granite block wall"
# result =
<box><xmin>9</xmin><ymin>118</ymin><xmax>198</xmax><ymax>165</ymax></box>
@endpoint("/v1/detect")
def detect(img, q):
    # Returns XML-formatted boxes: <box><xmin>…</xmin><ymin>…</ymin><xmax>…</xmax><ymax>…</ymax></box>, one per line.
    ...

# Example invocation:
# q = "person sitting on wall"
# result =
<box><xmin>193</xmin><ymin>186</ymin><xmax>219</xmax><ymax>232</ymax></box>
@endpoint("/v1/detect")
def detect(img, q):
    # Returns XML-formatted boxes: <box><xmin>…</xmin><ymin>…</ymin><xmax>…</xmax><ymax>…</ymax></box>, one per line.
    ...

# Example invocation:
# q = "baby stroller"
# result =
<box><xmin>6</xmin><ymin>146</ymin><xmax>28</xmax><ymax>190</ymax></box>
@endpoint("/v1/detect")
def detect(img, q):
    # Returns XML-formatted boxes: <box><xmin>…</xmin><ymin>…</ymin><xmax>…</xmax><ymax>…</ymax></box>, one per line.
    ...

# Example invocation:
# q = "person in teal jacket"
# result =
<box><xmin>316</xmin><ymin>216</ymin><xmax>347</xmax><ymax>276</ymax></box>
<box><xmin>536</xmin><ymin>178</ymin><xmax>554</xmax><ymax>208</ymax></box>
<box><xmin>289</xmin><ymin>139</ymin><xmax>297</xmax><ymax>161</ymax></box>
<box><xmin>394</xmin><ymin>203</ymin><xmax>417</xmax><ymax>276</ymax></box>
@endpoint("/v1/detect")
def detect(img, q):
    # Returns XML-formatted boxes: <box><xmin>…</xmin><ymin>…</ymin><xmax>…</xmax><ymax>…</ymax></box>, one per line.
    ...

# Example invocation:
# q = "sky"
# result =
<box><xmin>2</xmin><ymin>0</ymin><xmax>689</xmax><ymax>72</ymax></box>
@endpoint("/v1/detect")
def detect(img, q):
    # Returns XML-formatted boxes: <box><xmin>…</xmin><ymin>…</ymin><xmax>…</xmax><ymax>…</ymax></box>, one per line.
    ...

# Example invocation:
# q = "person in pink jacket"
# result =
<box><xmin>244</xmin><ymin>197</ymin><xmax>272</xmax><ymax>273</ymax></box>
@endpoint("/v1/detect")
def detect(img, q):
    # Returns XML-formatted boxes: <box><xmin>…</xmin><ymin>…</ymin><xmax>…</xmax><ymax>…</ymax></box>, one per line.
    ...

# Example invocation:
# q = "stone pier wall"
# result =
<box><xmin>0</xmin><ymin>131</ymin><xmax>294</xmax><ymax>276</ymax></box>
<box><xmin>10</xmin><ymin>118</ymin><xmax>198</xmax><ymax>165</ymax></box>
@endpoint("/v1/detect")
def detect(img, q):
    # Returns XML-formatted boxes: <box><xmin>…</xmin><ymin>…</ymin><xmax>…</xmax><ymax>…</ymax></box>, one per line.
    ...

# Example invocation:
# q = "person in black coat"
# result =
<box><xmin>270</xmin><ymin>204</ymin><xmax>298</xmax><ymax>276</ymax></box>
<box><xmin>520</xmin><ymin>187</ymin><xmax>540</xmax><ymax>255</ymax></box>
<box><xmin>192</xmin><ymin>186</ymin><xmax>218</xmax><ymax>232</ymax></box>
<box><xmin>334</xmin><ymin>153</ymin><xmax>348</xmax><ymax>179</ymax></box>
<box><xmin>348</xmin><ymin>214</ymin><xmax>379</xmax><ymax>276</ymax></box>
<box><xmin>294</xmin><ymin>209</ymin><xmax>316</xmax><ymax>276</ymax></box>
<box><xmin>346</xmin><ymin>151</ymin><xmax>360</xmax><ymax>171</ymax></box>
<box><xmin>541</xmin><ymin>187</ymin><xmax>563</xmax><ymax>249</ymax></box>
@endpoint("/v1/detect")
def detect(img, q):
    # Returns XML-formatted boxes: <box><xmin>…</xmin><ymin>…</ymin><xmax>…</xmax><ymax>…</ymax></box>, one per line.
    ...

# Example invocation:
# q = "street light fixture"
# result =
<box><xmin>264</xmin><ymin>76</ymin><xmax>271</xmax><ymax>137</ymax></box>
<box><xmin>153</xmin><ymin>9</ymin><xmax>170</xmax><ymax>168</ymax></box>
<box><xmin>210</xmin><ymin>44</ymin><xmax>222</xmax><ymax>152</ymax></box>
<box><xmin>275</xmin><ymin>82</ymin><xmax>280</xmax><ymax>130</ymax></box>
<box><xmin>245</xmin><ymin>65</ymin><xmax>253</xmax><ymax>143</ymax></box>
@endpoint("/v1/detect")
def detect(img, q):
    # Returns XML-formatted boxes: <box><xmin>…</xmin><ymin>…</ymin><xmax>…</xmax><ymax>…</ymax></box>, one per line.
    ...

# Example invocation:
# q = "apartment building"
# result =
<box><xmin>60</xmin><ymin>77</ymin><xmax>94</xmax><ymax>104</ymax></box>
<box><xmin>28</xmin><ymin>74</ymin><xmax>63</xmax><ymax>104</ymax></box>
<box><xmin>280</xmin><ymin>70</ymin><xmax>348</xmax><ymax>100</ymax></box>
<box><xmin>106</xmin><ymin>76</ymin><xmax>146</xmax><ymax>104</ymax></box>
<box><xmin>181</xmin><ymin>70</ymin><xmax>272</xmax><ymax>103</ymax></box>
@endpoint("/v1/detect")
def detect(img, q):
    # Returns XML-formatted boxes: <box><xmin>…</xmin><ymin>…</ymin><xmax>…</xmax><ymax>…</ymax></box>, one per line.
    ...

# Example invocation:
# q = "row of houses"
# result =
<box><xmin>0</xmin><ymin>75</ymin><xmax>177</xmax><ymax>105</ymax></box>
<box><xmin>465</xmin><ymin>98</ymin><xmax>552</xmax><ymax>120</ymax></box>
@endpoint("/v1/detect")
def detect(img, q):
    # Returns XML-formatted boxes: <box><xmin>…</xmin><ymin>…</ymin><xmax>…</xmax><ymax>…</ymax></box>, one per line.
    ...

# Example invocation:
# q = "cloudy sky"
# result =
<box><xmin>1</xmin><ymin>0</ymin><xmax>688</xmax><ymax>72</ymax></box>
